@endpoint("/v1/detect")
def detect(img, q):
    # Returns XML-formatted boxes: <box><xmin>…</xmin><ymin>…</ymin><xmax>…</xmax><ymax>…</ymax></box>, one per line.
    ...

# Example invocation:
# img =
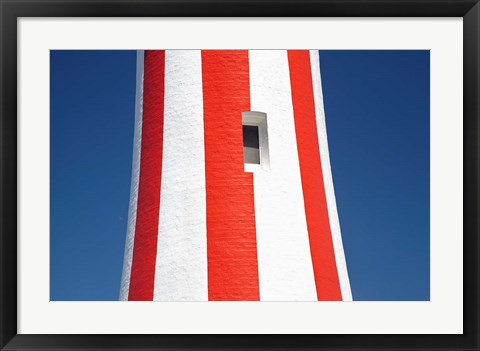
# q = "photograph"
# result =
<box><xmin>3</xmin><ymin>1</ymin><xmax>476</xmax><ymax>348</ymax></box>
<box><xmin>50</xmin><ymin>49</ymin><xmax>430</xmax><ymax>302</ymax></box>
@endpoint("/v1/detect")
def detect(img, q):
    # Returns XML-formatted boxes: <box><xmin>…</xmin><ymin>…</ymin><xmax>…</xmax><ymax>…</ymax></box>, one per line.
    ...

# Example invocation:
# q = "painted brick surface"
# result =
<box><xmin>249</xmin><ymin>50</ymin><xmax>318</xmax><ymax>301</ymax></box>
<box><xmin>202</xmin><ymin>50</ymin><xmax>260</xmax><ymax>301</ymax></box>
<box><xmin>119</xmin><ymin>50</ymin><xmax>144</xmax><ymax>301</ymax></box>
<box><xmin>310</xmin><ymin>50</ymin><xmax>352</xmax><ymax>301</ymax></box>
<box><xmin>154</xmin><ymin>50</ymin><xmax>208</xmax><ymax>301</ymax></box>
<box><xmin>288</xmin><ymin>50</ymin><xmax>342</xmax><ymax>300</ymax></box>
<box><xmin>128</xmin><ymin>50</ymin><xmax>165</xmax><ymax>301</ymax></box>
<box><xmin>120</xmin><ymin>50</ymin><xmax>352</xmax><ymax>301</ymax></box>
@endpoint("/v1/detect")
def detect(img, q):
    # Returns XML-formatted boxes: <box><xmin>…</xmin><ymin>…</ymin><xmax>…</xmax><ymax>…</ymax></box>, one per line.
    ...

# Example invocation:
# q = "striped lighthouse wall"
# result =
<box><xmin>119</xmin><ymin>50</ymin><xmax>144</xmax><ymax>301</ymax></box>
<box><xmin>153</xmin><ymin>50</ymin><xmax>208</xmax><ymax>301</ymax></box>
<box><xmin>120</xmin><ymin>49</ymin><xmax>351</xmax><ymax>301</ymax></box>
<box><xmin>248</xmin><ymin>50</ymin><xmax>317</xmax><ymax>301</ymax></box>
<box><xmin>202</xmin><ymin>51</ymin><xmax>260</xmax><ymax>301</ymax></box>
<box><xmin>128</xmin><ymin>50</ymin><xmax>166</xmax><ymax>300</ymax></box>
<box><xmin>310</xmin><ymin>50</ymin><xmax>352</xmax><ymax>301</ymax></box>
<box><xmin>288</xmin><ymin>50</ymin><xmax>342</xmax><ymax>300</ymax></box>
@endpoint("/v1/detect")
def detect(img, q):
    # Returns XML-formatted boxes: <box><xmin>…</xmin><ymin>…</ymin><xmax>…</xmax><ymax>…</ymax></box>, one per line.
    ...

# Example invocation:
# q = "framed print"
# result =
<box><xmin>1</xmin><ymin>0</ymin><xmax>478</xmax><ymax>350</ymax></box>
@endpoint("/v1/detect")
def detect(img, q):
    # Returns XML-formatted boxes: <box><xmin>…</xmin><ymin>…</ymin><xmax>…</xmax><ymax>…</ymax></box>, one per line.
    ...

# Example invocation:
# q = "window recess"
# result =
<box><xmin>242</xmin><ymin>111</ymin><xmax>270</xmax><ymax>172</ymax></box>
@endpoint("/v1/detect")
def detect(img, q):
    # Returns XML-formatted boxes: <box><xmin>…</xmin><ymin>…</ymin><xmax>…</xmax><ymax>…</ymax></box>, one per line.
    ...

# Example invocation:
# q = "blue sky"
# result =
<box><xmin>50</xmin><ymin>50</ymin><xmax>429</xmax><ymax>301</ymax></box>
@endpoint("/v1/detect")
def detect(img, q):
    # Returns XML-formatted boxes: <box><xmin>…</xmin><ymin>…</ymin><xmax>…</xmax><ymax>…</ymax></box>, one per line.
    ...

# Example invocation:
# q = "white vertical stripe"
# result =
<box><xmin>119</xmin><ymin>50</ymin><xmax>144</xmax><ymax>301</ymax></box>
<box><xmin>249</xmin><ymin>50</ymin><xmax>317</xmax><ymax>301</ymax></box>
<box><xmin>153</xmin><ymin>50</ymin><xmax>208</xmax><ymax>301</ymax></box>
<box><xmin>310</xmin><ymin>50</ymin><xmax>353</xmax><ymax>301</ymax></box>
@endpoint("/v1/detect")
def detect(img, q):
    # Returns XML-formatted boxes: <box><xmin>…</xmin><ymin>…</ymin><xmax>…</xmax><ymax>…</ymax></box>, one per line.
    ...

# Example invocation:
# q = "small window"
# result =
<box><xmin>243</xmin><ymin>125</ymin><xmax>260</xmax><ymax>164</ymax></box>
<box><xmin>242</xmin><ymin>111</ymin><xmax>270</xmax><ymax>171</ymax></box>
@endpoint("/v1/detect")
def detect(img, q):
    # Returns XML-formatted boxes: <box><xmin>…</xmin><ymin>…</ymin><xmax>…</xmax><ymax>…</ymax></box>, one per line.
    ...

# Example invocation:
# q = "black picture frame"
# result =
<box><xmin>1</xmin><ymin>0</ymin><xmax>478</xmax><ymax>350</ymax></box>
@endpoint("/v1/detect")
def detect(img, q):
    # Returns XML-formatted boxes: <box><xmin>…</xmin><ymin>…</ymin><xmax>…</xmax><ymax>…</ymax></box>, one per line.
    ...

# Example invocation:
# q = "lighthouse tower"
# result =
<box><xmin>120</xmin><ymin>50</ymin><xmax>352</xmax><ymax>301</ymax></box>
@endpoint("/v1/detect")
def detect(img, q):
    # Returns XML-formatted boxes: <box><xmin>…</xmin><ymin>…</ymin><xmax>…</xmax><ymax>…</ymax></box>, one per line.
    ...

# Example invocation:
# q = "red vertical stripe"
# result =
<box><xmin>288</xmin><ymin>50</ymin><xmax>342</xmax><ymax>301</ymax></box>
<box><xmin>202</xmin><ymin>50</ymin><xmax>260</xmax><ymax>301</ymax></box>
<box><xmin>128</xmin><ymin>51</ymin><xmax>165</xmax><ymax>301</ymax></box>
